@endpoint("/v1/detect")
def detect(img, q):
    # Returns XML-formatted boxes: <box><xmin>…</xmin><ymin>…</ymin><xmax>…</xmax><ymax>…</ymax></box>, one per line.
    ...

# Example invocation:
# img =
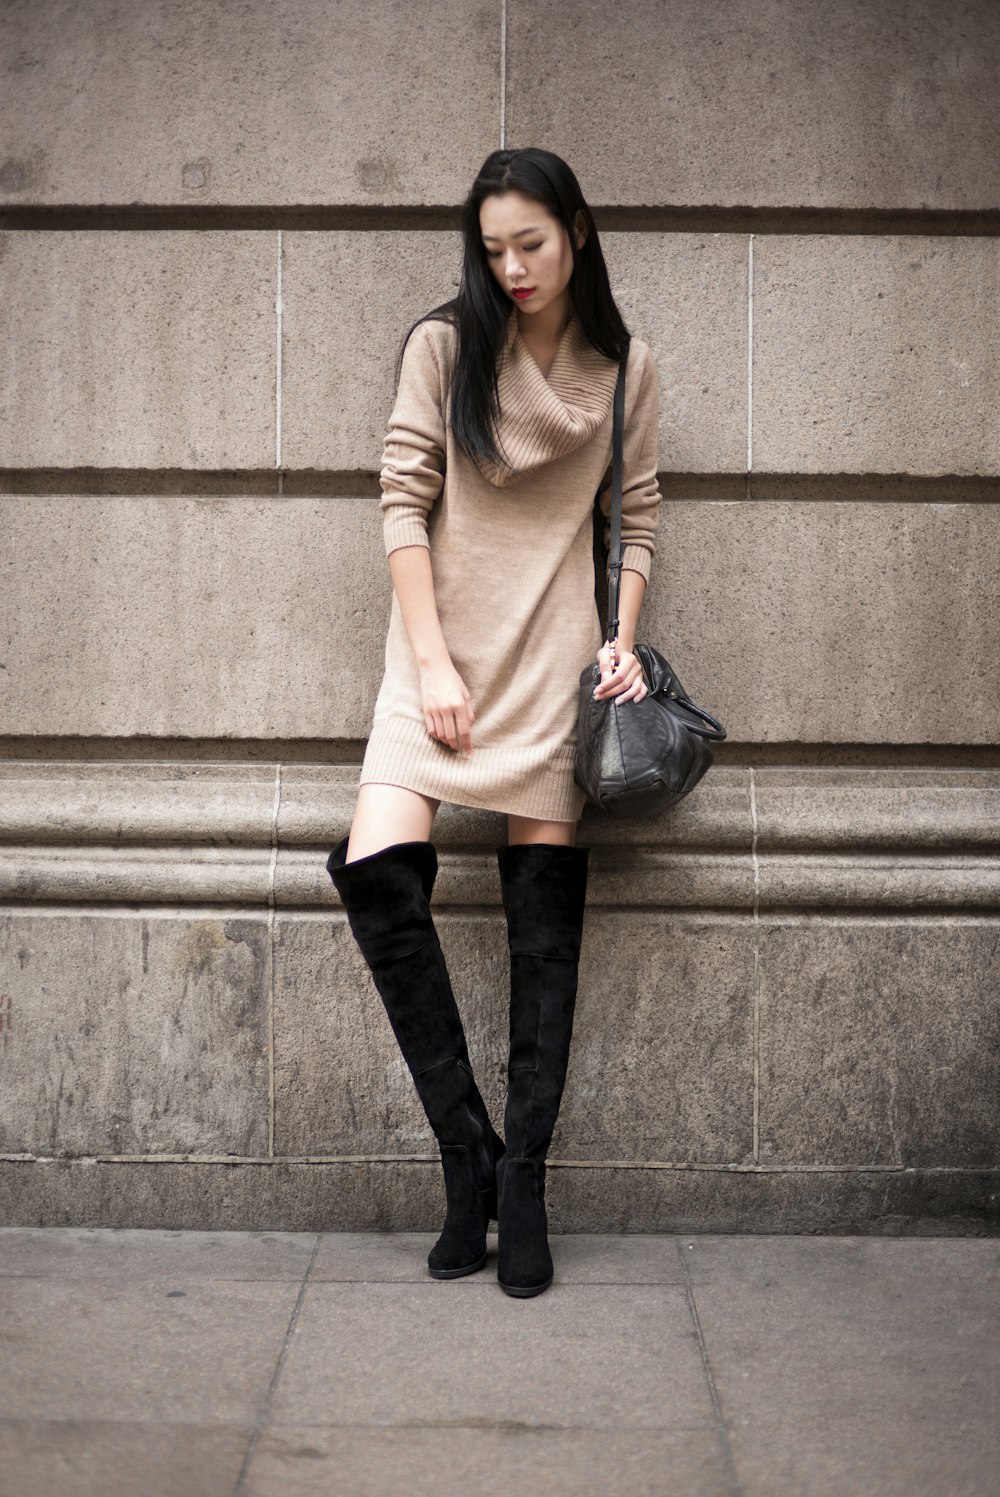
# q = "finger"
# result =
<box><xmin>598</xmin><ymin>666</ymin><xmax>642</xmax><ymax>699</ymax></box>
<box><xmin>441</xmin><ymin>711</ymin><xmax>460</xmax><ymax>751</ymax></box>
<box><xmin>456</xmin><ymin>708</ymin><xmax>474</xmax><ymax>754</ymax></box>
<box><xmin>595</xmin><ymin>666</ymin><xmax>630</xmax><ymax>696</ymax></box>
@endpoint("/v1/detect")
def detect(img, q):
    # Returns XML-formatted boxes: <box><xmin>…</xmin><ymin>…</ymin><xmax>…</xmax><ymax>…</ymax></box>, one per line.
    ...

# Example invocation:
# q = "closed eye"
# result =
<box><xmin>485</xmin><ymin>243</ymin><xmax>543</xmax><ymax>257</ymax></box>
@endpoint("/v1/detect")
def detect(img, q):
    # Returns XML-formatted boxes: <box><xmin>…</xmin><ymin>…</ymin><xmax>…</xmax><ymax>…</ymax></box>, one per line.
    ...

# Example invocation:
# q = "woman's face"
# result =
<box><xmin>479</xmin><ymin>190</ymin><xmax>582</xmax><ymax>321</ymax></box>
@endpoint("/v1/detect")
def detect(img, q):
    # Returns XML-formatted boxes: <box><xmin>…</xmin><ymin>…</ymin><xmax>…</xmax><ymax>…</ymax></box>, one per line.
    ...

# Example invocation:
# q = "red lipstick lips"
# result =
<box><xmin>512</xmin><ymin>288</ymin><xmax>536</xmax><ymax>300</ymax></box>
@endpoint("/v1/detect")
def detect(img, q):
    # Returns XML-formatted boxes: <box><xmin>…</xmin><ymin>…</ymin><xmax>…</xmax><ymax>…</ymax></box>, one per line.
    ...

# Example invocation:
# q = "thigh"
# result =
<box><xmin>347</xmin><ymin>782</ymin><xmax>440</xmax><ymax>861</ymax></box>
<box><xmin>506</xmin><ymin>813</ymin><xmax>578</xmax><ymax>848</ymax></box>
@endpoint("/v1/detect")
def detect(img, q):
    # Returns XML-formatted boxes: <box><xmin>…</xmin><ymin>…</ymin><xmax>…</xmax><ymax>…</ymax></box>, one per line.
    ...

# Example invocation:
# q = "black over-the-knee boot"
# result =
<box><xmin>495</xmin><ymin>842</ymin><xmax>589</xmax><ymax>1297</ymax></box>
<box><xmin>326</xmin><ymin>835</ymin><xmax>505</xmax><ymax>1278</ymax></box>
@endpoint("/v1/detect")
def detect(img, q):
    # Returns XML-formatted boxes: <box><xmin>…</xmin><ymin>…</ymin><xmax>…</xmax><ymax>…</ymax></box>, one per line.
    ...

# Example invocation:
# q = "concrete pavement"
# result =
<box><xmin>0</xmin><ymin>1227</ymin><xmax>997</xmax><ymax>1496</ymax></box>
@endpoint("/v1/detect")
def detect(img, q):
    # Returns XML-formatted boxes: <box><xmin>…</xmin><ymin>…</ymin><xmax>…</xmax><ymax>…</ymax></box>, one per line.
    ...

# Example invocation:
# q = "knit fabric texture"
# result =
<box><xmin>359</xmin><ymin>305</ymin><xmax>663</xmax><ymax>822</ymax></box>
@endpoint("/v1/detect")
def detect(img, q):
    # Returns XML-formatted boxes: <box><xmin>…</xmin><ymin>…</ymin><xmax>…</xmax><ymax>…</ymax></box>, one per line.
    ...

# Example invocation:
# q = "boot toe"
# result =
<box><xmin>428</xmin><ymin>1245</ymin><xmax>488</xmax><ymax>1279</ymax></box>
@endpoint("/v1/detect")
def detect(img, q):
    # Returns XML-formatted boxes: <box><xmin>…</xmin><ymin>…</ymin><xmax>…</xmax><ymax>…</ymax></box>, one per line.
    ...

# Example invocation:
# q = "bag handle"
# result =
<box><xmin>606</xmin><ymin>353</ymin><xmax>628</xmax><ymax>649</ymax></box>
<box><xmin>664</xmin><ymin>695</ymin><xmax>728</xmax><ymax>741</ymax></box>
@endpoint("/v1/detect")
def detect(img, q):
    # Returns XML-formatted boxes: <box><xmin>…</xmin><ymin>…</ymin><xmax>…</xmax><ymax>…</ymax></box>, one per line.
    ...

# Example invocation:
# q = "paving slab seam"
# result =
<box><xmin>259</xmin><ymin>1418</ymin><xmax>720</xmax><ymax>1433</ymax></box>
<box><xmin>232</xmin><ymin>1231</ymin><xmax>321</xmax><ymax>1497</ymax></box>
<box><xmin>676</xmin><ymin>1238</ymin><xmax>745</xmax><ymax>1497</ymax></box>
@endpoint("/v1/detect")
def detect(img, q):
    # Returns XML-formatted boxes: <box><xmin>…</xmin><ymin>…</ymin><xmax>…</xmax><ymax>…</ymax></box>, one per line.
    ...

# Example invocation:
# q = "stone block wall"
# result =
<box><xmin>1</xmin><ymin>0</ymin><xmax>998</xmax><ymax>1232</ymax></box>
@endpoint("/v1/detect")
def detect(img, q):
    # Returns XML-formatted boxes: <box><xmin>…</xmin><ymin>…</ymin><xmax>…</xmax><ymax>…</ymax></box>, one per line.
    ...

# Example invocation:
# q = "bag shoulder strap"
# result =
<box><xmin>606</xmin><ymin>353</ymin><xmax>628</xmax><ymax>645</ymax></box>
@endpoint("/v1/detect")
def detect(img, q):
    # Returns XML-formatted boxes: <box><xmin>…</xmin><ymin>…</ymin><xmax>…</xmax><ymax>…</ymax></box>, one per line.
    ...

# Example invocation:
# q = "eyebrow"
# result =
<box><xmin>481</xmin><ymin>226</ymin><xmax>544</xmax><ymax>241</ymax></box>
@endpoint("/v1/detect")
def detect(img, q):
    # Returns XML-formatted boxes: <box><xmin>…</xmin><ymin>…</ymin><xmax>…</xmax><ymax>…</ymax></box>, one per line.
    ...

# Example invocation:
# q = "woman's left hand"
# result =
<box><xmin>593</xmin><ymin>640</ymin><xmax>647</xmax><ymax>703</ymax></box>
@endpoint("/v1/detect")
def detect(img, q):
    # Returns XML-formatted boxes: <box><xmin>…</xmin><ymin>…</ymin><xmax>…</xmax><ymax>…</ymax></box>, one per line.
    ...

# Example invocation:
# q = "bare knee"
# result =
<box><xmin>347</xmin><ymin>784</ymin><xmax>440</xmax><ymax>862</ymax></box>
<box><xmin>506</xmin><ymin>814</ymin><xmax>578</xmax><ymax>848</ymax></box>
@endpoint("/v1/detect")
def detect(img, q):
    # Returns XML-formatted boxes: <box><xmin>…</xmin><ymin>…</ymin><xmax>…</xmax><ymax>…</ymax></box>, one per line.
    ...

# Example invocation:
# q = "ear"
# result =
<box><xmin>573</xmin><ymin>209</ymin><xmax>588</xmax><ymax>251</ymax></box>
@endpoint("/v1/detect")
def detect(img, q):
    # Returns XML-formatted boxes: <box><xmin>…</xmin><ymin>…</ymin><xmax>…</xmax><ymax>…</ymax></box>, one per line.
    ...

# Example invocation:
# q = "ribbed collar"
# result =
<box><xmin>474</xmin><ymin>306</ymin><xmax>620</xmax><ymax>487</ymax></box>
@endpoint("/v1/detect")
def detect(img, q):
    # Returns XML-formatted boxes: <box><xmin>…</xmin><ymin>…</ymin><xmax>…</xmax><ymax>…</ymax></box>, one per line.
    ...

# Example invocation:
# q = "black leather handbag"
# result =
<box><xmin>574</xmin><ymin>354</ymin><xmax>726</xmax><ymax>817</ymax></box>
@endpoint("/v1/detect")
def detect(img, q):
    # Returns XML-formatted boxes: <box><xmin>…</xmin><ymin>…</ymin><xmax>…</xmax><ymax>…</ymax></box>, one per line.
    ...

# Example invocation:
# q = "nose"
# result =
<box><xmin>506</xmin><ymin>248</ymin><xmax>526</xmax><ymax>281</ymax></box>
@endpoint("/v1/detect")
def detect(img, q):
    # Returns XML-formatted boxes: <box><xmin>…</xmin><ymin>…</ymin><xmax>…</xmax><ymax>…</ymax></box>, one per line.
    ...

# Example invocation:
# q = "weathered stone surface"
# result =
<box><xmin>0</xmin><ymin>762</ymin><xmax>281</xmax><ymax>846</ymax></box>
<box><xmin>0</xmin><ymin>233</ymin><xmax>275</xmax><ymax>468</ymax></box>
<box><xmin>753</xmin><ymin>768</ymin><xmax>1000</xmax><ymax>852</ymax></box>
<box><xmin>5</xmin><ymin>494</ymin><xmax>997</xmax><ymax>745</ymax></box>
<box><xmin>272</xmin><ymin>912</ymin><xmax>510</xmax><ymax>1157</ymax></box>
<box><xmin>0</xmin><ymin>0</ymin><xmax>498</xmax><ymax>207</ymax></box>
<box><xmin>560</xmin><ymin>914</ymin><xmax>754</xmax><ymax>1162</ymax></box>
<box><xmin>643</xmin><ymin>500</ymin><xmax>1000</xmax><ymax>743</ymax></box>
<box><xmin>275</xmin><ymin>763</ymin><xmax>752</xmax><ymax>852</ymax></box>
<box><xmin>276</xmin><ymin>845</ymin><xmax>755</xmax><ymax>913</ymax></box>
<box><xmin>280</xmin><ymin>231</ymin><xmax>748</xmax><ymax>472</ymax></box>
<box><xmin>0</xmin><ymin>1274</ymin><xmax>298</xmax><ymax>1424</ymax></box>
<box><xmin>687</xmin><ymin>1233</ymin><xmax>1000</xmax><ymax>1497</ymax></box>
<box><xmin>0</xmin><ymin>1158</ymin><xmax>444</xmax><ymax>1232</ymax></box>
<box><xmin>0</xmin><ymin>1224</ymin><xmax>315</xmax><ymax>1281</ymax></box>
<box><xmin>599</xmin><ymin>233</ymin><xmax>748</xmax><ymax>475</ymax></box>
<box><xmin>0</xmin><ymin>1421</ymin><xmax>249</xmax><ymax>1497</ymax></box>
<box><xmin>507</xmin><ymin>0</ymin><xmax>1000</xmax><ymax>211</ymax></box>
<box><xmin>309</xmin><ymin>1229</ymin><xmax>689</xmax><ymax>1283</ymax></box>
<box><xmin>0</xmin><ymin>493</ymin><xmax>388</xmax><ymax>738</ymax></box>
<box><xmin>0</xmin><ymin>912</ymin><xmax>270</xmax><ymax>1155</ymax></box>
<box><xmin>757</xmin><ymin>855</ymin><xmax>1000</xmax><ymax>912</ymax></box>
<box><xmin>273</xmin><ymin>911</ymin><xmax>754</xmax><ymax>1164</ymax></box>
<box><xmin>281</xmin><ymin>231</ymin><xmax>461</xmax><ymax>471</ymax></box>
<box><xmin>3</xmin><ymin>763</ymin><xmax>999</xmax><ymax>914</ymax></box>
<box><xmin>757</xmin><ymin>918</ymin><xmax>1000</xmax><ymax>1168</ymax></box>
<box><xmin>1</xmin><ymin>1158</ymin><xmax>996</xmax><ymax>1233</ymax></box>
<box><xmin>248</xmin><ymin>1427</ymin><xmax>730</xmax><ymax>1497</ymax></box>
<box><xmin>753</xmin><ymin>237</ymin><xmax>1000</xmax><ymax>475</ymax></box>
<box><xmin>0</xmin><ymin>845</ymin><xmax>274</xmax><ymax>906</ymax></box>
<box><xmin>271</xmin><ymin>1281</ymin><xmax>712</xmax><ymax>1430</ymax></box>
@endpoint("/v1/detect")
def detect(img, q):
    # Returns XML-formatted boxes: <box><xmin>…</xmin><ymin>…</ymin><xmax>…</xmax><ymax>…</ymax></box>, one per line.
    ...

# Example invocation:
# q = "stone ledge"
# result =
<box><xmin>5</xmin><ymin>848</ymin><xmax>999</xmax><ymax>913</ymax></box>
<box><xmin>1</xmin><ymin>1159</ymin><xmax>995</xmax><ymax>1235</ymax></box>
<box><xmin>1</xmin><ymin>763</ymin><xmax>998</xmax><ymax>910</ymax></box>
<box><xmin>3</xmin><ymin>762</ymin><xmax>998</xmax><ymax>847</ymax></box>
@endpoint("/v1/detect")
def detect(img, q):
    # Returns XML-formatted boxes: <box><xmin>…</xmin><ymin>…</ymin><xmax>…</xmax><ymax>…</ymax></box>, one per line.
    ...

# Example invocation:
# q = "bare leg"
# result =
<box><xmin>506</xmin><ymin>813</ymin><xmax>578</xmax><ymax>848</ymax></box>
<box><xmin>347</xmin><ymin>782</ymin><xmax>441</xmax><ymax>862</ymax></box>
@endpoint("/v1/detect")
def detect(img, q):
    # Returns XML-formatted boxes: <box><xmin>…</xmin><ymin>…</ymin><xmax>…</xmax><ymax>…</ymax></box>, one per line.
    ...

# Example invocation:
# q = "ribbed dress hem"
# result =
<box><xmin>359</xmin><ymin>712</ymin><xmax>588</xmax><ymax>823</ymax></box>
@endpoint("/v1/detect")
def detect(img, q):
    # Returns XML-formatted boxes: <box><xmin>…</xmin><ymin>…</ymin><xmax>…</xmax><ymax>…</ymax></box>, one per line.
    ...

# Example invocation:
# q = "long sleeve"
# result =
<box><xmin>597</xmin><ymin>341</ymin><xmax>662</xmax><ymax>583</ymax></box>
<box><xmin>379</xmin><ymin>321</ymin><xmax>447</xmax><ymax>556</ymax></box>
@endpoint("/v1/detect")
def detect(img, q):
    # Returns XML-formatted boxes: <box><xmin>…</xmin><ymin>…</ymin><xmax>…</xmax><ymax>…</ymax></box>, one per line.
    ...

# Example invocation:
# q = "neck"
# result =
<box><xmin>516</xmin><ymin>291</ymin><xmax>573</xmax><ymax>348</ymax></box>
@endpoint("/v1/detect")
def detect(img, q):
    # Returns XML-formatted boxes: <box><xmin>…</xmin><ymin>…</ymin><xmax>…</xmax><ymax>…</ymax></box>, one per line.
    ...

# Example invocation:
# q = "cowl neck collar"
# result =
<box><xmin>473</xmin><ymin>306</ymin><xmax>619</xmax><ymax>487</ymax></box>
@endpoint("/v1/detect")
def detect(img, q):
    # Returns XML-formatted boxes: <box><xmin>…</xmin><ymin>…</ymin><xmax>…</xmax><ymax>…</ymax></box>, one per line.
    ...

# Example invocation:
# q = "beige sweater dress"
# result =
<box><xmin>358</xmin><ymin>304</ymin><xmax>663</xmax><ymax>822</ymax></box>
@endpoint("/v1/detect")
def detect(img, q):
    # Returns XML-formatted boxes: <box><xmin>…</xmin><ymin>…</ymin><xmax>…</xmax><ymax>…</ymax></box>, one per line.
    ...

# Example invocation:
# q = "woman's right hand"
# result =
<box><xmin>420</xmin><ymin>658</ymin><xmax>475</xmax><ymax>754</ymax></box>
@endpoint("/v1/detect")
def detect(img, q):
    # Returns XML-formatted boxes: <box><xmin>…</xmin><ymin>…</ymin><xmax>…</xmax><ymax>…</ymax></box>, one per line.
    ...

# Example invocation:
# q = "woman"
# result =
<box><xmin>327</xmin><ymin>147</ymin><xmax>662</xmax><ymax>1297</ymax></box>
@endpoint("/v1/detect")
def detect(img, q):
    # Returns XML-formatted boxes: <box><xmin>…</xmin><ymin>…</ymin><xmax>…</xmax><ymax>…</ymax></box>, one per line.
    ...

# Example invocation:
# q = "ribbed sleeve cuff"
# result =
<box><xmin>383</xmin><ymin>513</ymin><xmax>431</xmax><ymax>556</ymax></box>
<box><xmin>620</xmin><ymin>543</ymin><xmax>653</xmax><ymax>583</ymax></box>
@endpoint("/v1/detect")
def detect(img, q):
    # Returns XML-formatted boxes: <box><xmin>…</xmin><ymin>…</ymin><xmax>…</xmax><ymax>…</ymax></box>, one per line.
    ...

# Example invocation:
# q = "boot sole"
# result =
<box><xmin>427</xmin><ymin>1250</ymin><xmax>488</xmax><ymax>1279</ymax></box>
<box><xmin>498</xmin><ymin>1275</ymin><xmax>553</xmax><ymax>1298</ymax></box>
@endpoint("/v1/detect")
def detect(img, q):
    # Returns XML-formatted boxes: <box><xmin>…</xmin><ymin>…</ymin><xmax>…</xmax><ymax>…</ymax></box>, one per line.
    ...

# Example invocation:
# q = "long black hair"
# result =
<box><xmin>396</xmin><ymin>147</ymin><xmax>631</xmax><ymax>474</ymax></box>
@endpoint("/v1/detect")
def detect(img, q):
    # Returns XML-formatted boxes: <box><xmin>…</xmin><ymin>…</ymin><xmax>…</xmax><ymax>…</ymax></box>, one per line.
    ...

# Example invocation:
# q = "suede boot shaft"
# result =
<box><xmin>497</xmin><ymin>843</ymin><xmax>589</xmax><ymax>1162</ymax></box>
<box><xmin>326</xmin><ymin>834</ymin><xmax>504</xmax><ymax>1278</ymax></box>
<box><xmin>495</xmin><ymin>842</ymin><xmax>589</xmax><ymax>1297</ymax></box>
